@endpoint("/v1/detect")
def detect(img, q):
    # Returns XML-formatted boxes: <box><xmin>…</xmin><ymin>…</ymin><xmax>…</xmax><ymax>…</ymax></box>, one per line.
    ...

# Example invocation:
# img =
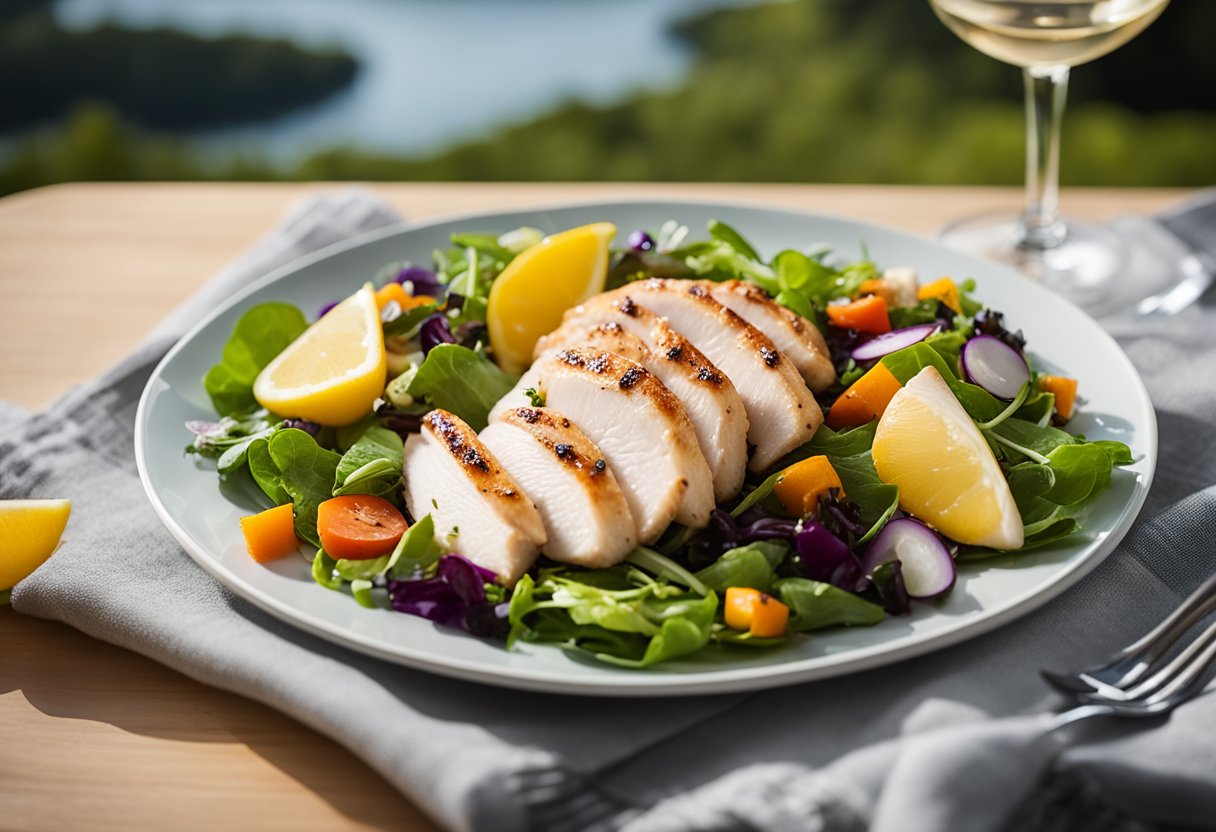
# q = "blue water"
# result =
<box><xmin>55</xmin><ymin>0</ymin><xmax>772</xmax><ymax>165</ymax></box>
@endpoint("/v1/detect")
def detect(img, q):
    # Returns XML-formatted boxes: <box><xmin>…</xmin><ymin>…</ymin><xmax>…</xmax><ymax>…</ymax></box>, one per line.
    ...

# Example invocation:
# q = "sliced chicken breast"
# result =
<box><xmin>492</xmin><ymin>347</ymin><xmax>714</xmax><ymax>543</ymax></box>
<box><xmin>481</xmin><ymin>407</ymin><xmax>637</xmax><ymax>568</ymax></box>
<box><xmin>402</xmin><ymin>409</ymin><xmax>545</xmax><ymax>585</ymax></box>
<box><xmin>698</xmin><ymin>280</ymin><xmax>836</xmax><ymax>392</ymax></box>
<box><xmin>536</xmin><ymin>308</ymin><xmax>748</xmax><ymax>501</ymax></box>
<box><xmin>600</xmin><ymin>279</ymin><xmax>822</xmax><ymax>471</ymax></box>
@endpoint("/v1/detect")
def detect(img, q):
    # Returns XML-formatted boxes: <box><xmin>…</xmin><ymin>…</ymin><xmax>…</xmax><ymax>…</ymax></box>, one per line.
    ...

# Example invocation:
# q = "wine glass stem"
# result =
<box><xmin>1020</xmin><ymin>65</ymin><xmax>1070</xmax><ymax>251</ymax></box>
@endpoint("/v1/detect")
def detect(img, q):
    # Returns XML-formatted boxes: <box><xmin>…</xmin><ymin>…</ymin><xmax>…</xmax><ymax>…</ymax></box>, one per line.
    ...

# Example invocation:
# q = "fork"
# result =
<box><xmin>1042</xmin><ymin>573</ymin><xmax>1216</xmax><ymax>727</ymax></box>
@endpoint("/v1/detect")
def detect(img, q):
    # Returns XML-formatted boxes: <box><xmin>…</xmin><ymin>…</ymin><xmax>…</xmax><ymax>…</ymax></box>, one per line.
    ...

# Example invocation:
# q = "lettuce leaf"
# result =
<box><xmin>406</xmin><ymin>344</ymin><xmax>517</xmax><ymax>431</ymax></box>
<box><xmin>204</xmin><ymin>303</ymin><xmax>308</xmax><ymax>417</ymax></box>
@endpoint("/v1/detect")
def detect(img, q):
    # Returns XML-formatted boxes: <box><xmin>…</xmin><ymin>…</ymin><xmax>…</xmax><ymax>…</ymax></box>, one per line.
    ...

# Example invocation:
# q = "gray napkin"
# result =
<box><xmin>7</xmin><ymin>188</ymin><xmax>1216</xmax><ymax>832</ymax></box>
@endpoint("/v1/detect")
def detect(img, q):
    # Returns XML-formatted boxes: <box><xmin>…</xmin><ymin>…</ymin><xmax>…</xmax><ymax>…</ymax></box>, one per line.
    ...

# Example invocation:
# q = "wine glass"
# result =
<box><xmin>928</xmin><ymin>0</ymin><xmax>1171</xmax><ymax>310</ymax></box>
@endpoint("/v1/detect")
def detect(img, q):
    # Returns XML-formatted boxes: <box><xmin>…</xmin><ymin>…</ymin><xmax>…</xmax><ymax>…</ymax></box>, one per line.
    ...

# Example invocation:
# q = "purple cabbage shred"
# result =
<box><xmin>792</xmin><ymin>518</ymin><xmax>869</xmax><ymax>594</ymax></box>
<box><xmin>283</xmin><ymin>418</ymin><xmax>322</xmax><ymax>436</ymax></box>
<box><xmin>387</xmin><ymin>554</ymin><xmax>507</xmax><ymax>638</ymax></box>
<box><xmin>394</xmin><ymin>266</ymin><xmax>442</xmax><ymax>298</ymax></box>
<box><xmin>420</xmin><ymin>314</ymin><xmax>457</xmax><ymax>354</ymax></box>
<box><xmin>627</xmin><ymin>229</ymin><xmax>655</xmax><ymax>252</ymax></box>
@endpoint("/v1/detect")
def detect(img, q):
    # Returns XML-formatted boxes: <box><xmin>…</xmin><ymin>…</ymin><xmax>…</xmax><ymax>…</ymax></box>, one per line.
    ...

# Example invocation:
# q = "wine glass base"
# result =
<box><xmin>936</xmin><ymin>212</ymin><xmax>1142</xmax><ymax>315</ymax></box>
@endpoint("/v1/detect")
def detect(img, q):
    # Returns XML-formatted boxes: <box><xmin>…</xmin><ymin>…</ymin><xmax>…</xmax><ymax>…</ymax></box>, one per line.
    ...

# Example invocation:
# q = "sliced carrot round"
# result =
<box><xmin>317</xmin><ymin>495</ymin><xmax>408</xmax><ymax>560</ymax></box>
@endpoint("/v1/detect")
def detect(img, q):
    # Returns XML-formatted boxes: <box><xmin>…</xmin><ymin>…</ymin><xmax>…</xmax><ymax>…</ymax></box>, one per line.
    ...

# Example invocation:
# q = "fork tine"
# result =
<box><xmin>1044</xmin><ymin>572</ymin><xmax>1216</xmax><ymax>696</ymax></box>
<box><xmin>1051</xmin><ymin>619</ymin><xmax>1216</xmax><ymax>728</ymax></box>
<box><xmin>1098</xmin><ymin>616</ymin><xmax>1216</xmax><ymax>702</ymax></box>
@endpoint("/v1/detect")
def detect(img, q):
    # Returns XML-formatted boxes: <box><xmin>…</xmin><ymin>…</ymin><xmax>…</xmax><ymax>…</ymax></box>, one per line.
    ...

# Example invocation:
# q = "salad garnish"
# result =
<box><xmin>185</xmin><ymin>219</ymin><xmax>1132</xmax><ymax>668</ymax></box>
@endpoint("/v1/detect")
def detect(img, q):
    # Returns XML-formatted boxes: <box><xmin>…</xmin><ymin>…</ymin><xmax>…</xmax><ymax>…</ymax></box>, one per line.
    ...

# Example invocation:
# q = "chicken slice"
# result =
<box><xmin>402</xmin><ymin>409</ymin><xmax>545</xmax><ymax>585</ymax></box>
<box><xmin>599</xmin><ymin>279</ymin><xmax>822</xmax><ymax>471</ymax></box>
<box><xmin>491</xmin><ymin>347</ymin><xmax>714</xmax><ymax>542</ymax></box>
<box><xmin>480</xmin><ymin>407</ymin><xmax>637</xmax><ymax>568</ymax></box>
<box><xmin>536</xmin><ymin>307</ymin><xmax>748</xmax><ymax>502</ymax></box>
<box><xmin>698</xmin><ymin>280</ymin><xmax>836</xmax><ymax>392</ymax></box>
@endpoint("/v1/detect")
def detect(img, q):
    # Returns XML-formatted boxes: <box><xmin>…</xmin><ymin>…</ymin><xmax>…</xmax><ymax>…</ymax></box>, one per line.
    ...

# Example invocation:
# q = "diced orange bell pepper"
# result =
<box><xmin>825</xmin><ymin>294</ymin><xmax>891</xmax><ymax>334</ymax></box>
<box><xmin>773</xmin><ymin>455</ymin><xmax>845</xmax><ymax>517</ymax></box>
<box><xmin>749</xmin><ymin>593</ymin><xmax>790</xmax><ymax>637</ymax></box>
<box><xmin>916</xmin><ymin>277</ymin><xmax>962</xmax><ymax>315</ymax></box>
<box><xmin>724</xmin><ymin>587</ymin><xmax>790</xmax><ymax>637</ymax></box>
<box><xmin>1037</xmin><ymin>374</ymin><xmax>1078</xmax><ymax>422</ymax></box>
<box><xmin>375</xmin><ymin>282</ymin><xmax>435</xmax><ymax>313</ymax></box>
<box><xmin>240</xmin><ymin>503</ymin><xmax>300</xmax><ymax>563</ymax></box>
<box><xmin>826</xmin><ymin>362</ymin><xmax>903</xmax><ymax>429</ymax></box>
<box><xmin>856</xmin><ymin>278</ymin><xmax>897</xmax><ymax>308</ymax></box>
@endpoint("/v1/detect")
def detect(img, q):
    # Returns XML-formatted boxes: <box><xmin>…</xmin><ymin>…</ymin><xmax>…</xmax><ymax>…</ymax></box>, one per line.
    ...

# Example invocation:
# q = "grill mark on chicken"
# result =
<box><xmin>618</xmin><ymin>367</ymin><xmax>644</xmax><ymax>389</ymax></box>
<box><xmin>424</xmin><ymin>409</ymin><xmax>519</xmax><ymax>497</ymax></box>
<box><xmin>499</xmin><ymin>408</ymin><xmax>615</xmax><ymax>483</ymax></box>
<box><xmin>558</xmin><ymin>350</ymin><xmax>586</xmax><ymax>368</ymax></box>
<box><xmin>665</xmin><ymin>344</ymin><xmax>684</xmax><ymax>361</ymax></box>
<box><xmin>761</xmin><ymin>347</ymin><xmax>780</xmax><ymax>367</ymax></box>
<box><xmin>617</xmin><ymin>296</ymin><xmax>639</xmax><ymax>316</ymax></box>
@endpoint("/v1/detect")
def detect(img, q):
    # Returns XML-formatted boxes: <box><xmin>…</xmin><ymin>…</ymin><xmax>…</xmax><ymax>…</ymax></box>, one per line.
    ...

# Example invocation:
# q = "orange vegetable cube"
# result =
<box><xmin>723</xmin><ymin>587</ymin><xmax>789</xmax><ymax>637</ymax></box>
<box><xmin>375</xmin><ymin>282</ymin><xmax>435</xmax><ymax>313</ymax></box>
<box><xmin>749</xmin><ymin>593</ymin><xmax>790</xmax><ymax>638</ymax></box>
<box><xmin>917</xmin><ymin>277</ymin><xmax>962</xmax><ymax>315</ymax></box>
<box><xmin>856</xmin><ymin>278</ymin><xmax>897</xmax><ymax>308</ymax></box>
<box><xmin>1038</xmin><ymin>374</ymin><xmax>1078</xmax><ymax>422</ymax></box>
<box><xmin>826</xmin><ymin>362</ymin><xmax>903</xmax><ymax>429</ymax></box>
<box><xmin>724</xmin><ymin>587</ymin><xmax>761</xmax><ymax>631</ymax></box>
<box><xmin>773</xmin><ymin>455</ymin><xmax>845</xmax><ymax>516</ymax></box>
<box><xmin>825</xmin><ymin>295</ymin><xmax>891</xmax><ymax>334</ymax></box>
<box><xmin>240</xmin><ymin>503</ymin><xmax>300</xmax><ymax>563</ymax></box>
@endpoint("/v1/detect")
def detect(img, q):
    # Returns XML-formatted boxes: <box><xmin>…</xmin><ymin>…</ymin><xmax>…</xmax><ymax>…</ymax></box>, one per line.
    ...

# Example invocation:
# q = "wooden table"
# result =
<box><xmin>0</xmin><ymin>183</ymin><xmax>1188</xmax><ymax>831</ymax></box>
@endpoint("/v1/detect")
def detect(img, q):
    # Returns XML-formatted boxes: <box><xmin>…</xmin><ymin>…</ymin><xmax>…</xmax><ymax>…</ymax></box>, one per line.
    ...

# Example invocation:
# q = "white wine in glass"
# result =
<box><xmin>928</xmin><ymin>0</ymin><xmax>1171</xmax><ymax>311</ymax></box>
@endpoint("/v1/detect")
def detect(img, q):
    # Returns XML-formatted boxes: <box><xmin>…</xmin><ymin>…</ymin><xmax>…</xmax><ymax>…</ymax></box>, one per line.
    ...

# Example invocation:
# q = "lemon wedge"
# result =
<box><xmin>872</xmin><ymin>366</ymin><xmax>1023</xmax><ymax>550</ymax></box>
<box><xmin>487</xmin><ymin>222</ymin><xmax>616</xmax><ymax>373</ymax></box>
<box><xmin>253</xmin><ymin>285</ymin><xmax>386</xmax><ymax>426</ymax></box>
<box><xmin>0</xmin><ymin>499</ymin><xmax>71</xmax><ymax>591</ymax></box>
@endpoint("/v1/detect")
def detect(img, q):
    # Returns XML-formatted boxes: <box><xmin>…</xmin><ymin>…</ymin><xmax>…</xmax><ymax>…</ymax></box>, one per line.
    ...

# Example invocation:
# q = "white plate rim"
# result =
<box><xmin>135</xmin><ymin>196</ymin><xmax>1158</xmax><ymax>696</ymax></box>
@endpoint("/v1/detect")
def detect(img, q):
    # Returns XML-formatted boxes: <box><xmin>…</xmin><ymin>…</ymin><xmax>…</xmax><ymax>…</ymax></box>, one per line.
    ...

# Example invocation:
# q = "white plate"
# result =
<box><xmin>135</xmin><ymin>199</ymin><xmax>1157</xmax><ymax>696</ymax></box>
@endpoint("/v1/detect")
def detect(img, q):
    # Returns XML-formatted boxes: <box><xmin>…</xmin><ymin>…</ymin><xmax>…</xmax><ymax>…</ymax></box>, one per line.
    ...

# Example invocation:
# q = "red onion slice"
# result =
<box><xmin>960</xmin><ymin>334</ymin><xmax>1030</xmax><ymax>400</ymax></box>
<box><xmin>851</xmin><ymin>324</ymin><xmax>940</xmax><ymax>362</ymax></box>
<box><xmin>861</xmin><ymin>517</ymin><xmax>956</xmax><ymax>600</ymax></box>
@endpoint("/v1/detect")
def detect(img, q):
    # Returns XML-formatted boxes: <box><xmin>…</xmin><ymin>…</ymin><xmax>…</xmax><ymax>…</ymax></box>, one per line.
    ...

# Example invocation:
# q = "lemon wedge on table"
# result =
<box><xmin>0</xmin><ymin>499</ymin><xmax>72</xmax><ymax>593</ymax></box>
<box><xmin>487</xmin><ymin>222</ymin><xmax>616</xmax><ymax>374</ymax></box>
<box><xmin>872</xmin><ymin>366</ymin><xmax>1023</xmax><ymax>550</ymax></box>
<box><xmin>253</xmin><ymin>285</ymin><xmax>386</xmax><ymax>426</ymax></box>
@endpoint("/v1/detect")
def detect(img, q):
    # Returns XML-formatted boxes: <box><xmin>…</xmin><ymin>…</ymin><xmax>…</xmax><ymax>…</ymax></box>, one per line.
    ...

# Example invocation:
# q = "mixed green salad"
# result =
<box><xmin>186</xmin><ymin>219</ymin><xmax>1132</xmax><ymax>669</ymax></box>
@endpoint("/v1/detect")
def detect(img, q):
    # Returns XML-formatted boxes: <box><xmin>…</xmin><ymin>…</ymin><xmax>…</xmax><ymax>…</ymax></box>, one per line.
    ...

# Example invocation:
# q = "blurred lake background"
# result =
<box><xmin>2</xmin><ymin>0</ymin><xmax>1213</xmax><ymax>196</ymax></box>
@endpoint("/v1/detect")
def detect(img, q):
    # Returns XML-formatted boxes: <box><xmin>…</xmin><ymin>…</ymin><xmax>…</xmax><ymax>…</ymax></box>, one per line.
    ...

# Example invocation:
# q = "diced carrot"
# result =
<box><xmin>375</xmin><ymin>282</ymin><xmax>435</xmax><ymax>312</ymax></box>
<box><xmin>748</xmin><ymin>593</ymin><xmax>790</xmax><ymax>638</ymax></box>
<box><xmin>826</xmin><ymin>362</ymin><xmax>903</xmax><ymax>429</ymax></box>
<box><xmin>1038</xmin><ymin>374</ymin><xmax>1078</xmax><ymax>422</ymax></box>
<box><xmin>916</xmin><ymin>277</ymin><xmax>962</xmax><ymax>315</ymax></box>
<box><xmin>240</xmin><ymin>503</ymin><xmax>300</xmax><ymax>563</ymax></box>
<box><xmin>825</xmin><ymin>295</ymin><xmax>891</xmax><ymax>334</ymax></box>
<box><xmin>724</xmin><ymin>586</ymin><xmax>761</xmax><ymax>631</ymax></box>
<box><xmin>317</xmin><ymin>495</ymin><xmax>408</xmax><ymax>560</ymax></box>
<box><xmin>773</xmin><ymin>455</ymin><xmax>845</xmax><ymax>517</ymax></box>
<box><xmin>856</xmin><ymin>278</ymin><xmax>898</xmax><ymax>308</ymax></box>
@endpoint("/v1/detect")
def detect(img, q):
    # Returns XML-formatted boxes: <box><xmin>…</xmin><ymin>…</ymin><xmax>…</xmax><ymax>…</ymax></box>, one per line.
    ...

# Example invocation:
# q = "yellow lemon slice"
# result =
<box><xmin>0</xmin><ymin>499</ymin><xmax>71</xmax><ymax>591</ymax></box>
<box><xmin>253</xmin><ymin>285</ymin><xmax>386</xmax><ymax>426</ymax></box>
<box><xmin>872</xmin><ymin>366</ymin><xmax>1023</xmax><ymax>550</ymax></box>
<box><xmin>487</xmin><ymin>222</ymin><xmax>616</xmax><ymax>373</ymax></box>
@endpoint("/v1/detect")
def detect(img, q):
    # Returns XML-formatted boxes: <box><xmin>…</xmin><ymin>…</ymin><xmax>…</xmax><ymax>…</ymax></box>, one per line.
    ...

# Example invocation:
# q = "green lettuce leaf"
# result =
<box><xmin>407</xmin><ymin>344</ymin><xmax>517</xmax><ymax>431</ymax></box>
<box><xmin>204</xmin><ymin>303</ymin><xmax>308</xmax><ymax>417</ymax></box>
<box><xmin>267</xmin><ymin>428</ymin><xmax>341</xmax><ymax>547</ymax></box>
